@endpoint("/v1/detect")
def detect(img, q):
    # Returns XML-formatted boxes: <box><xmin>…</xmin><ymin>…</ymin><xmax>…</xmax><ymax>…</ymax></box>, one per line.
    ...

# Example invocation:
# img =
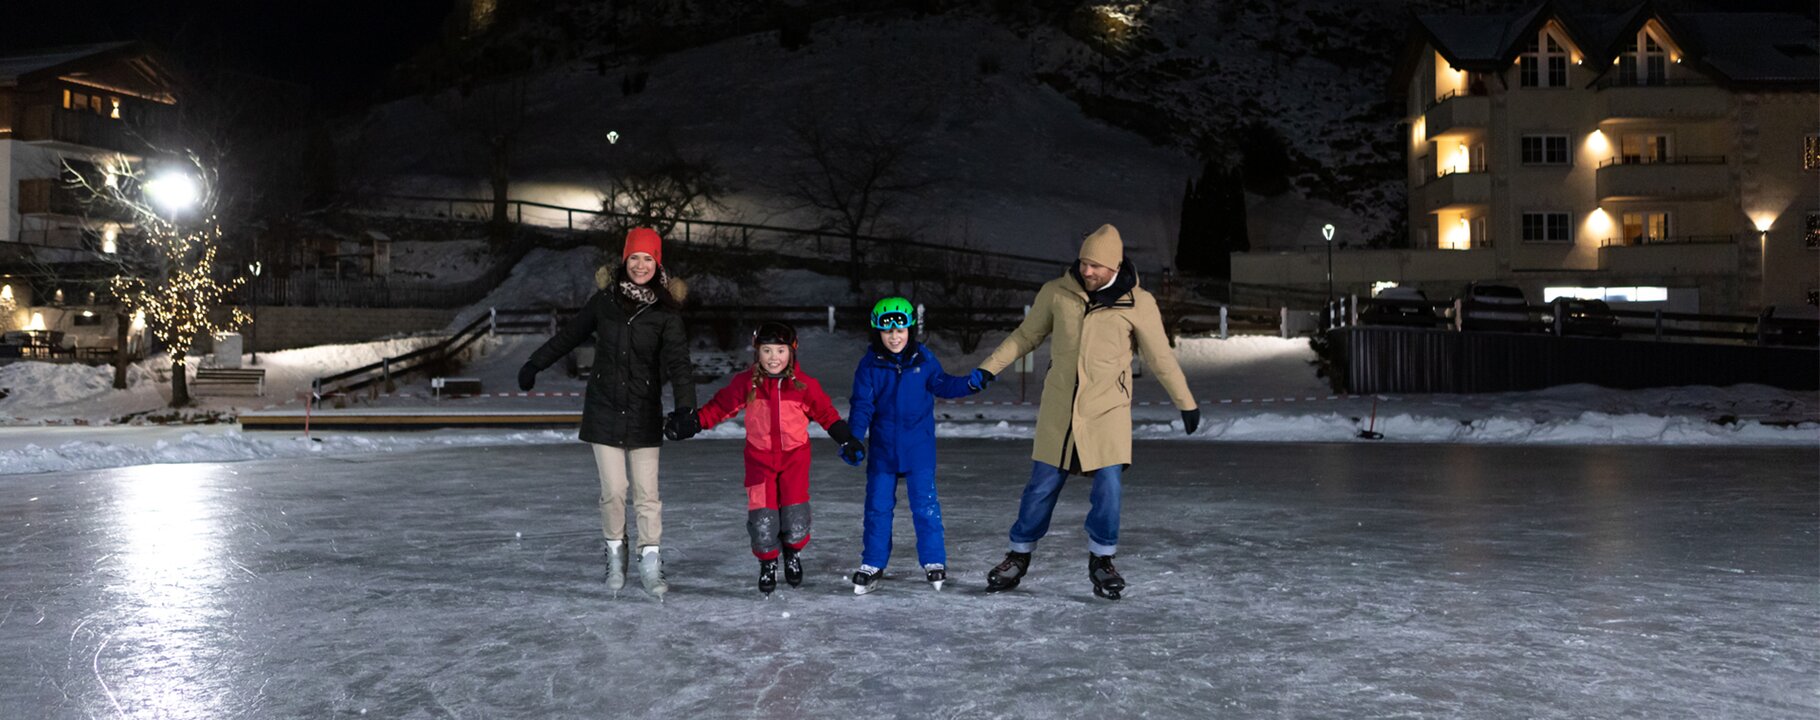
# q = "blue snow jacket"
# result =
<box><xmin>848</xmin><ymin>341</ymin><xmax>976</xmax><ymax>475</ymax></box>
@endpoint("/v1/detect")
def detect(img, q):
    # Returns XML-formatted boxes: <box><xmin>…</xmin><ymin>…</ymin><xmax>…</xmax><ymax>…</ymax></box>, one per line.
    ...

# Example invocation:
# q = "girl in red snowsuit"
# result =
<box><xmin>682</xmin><ymin>321</ymin><xmax>864</xmax><ymax>594</ymax></box>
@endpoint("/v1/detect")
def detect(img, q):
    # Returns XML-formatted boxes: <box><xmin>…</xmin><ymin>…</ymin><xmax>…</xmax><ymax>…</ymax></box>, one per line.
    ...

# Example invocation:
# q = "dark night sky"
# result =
<box><xmin>4</xmin><ymin>0</ymin><xmax>454</xmax><ymax>110</ymax></box>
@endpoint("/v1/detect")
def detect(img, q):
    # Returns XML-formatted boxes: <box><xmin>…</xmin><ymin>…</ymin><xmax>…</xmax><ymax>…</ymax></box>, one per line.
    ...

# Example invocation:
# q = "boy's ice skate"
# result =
<box><xmin>986</xmin><ymin>551</ymin><xmax>1031</xmax><ymax>592</ymax></box>
<box><xmin>851</xmin><ymin>565</ymin><xmax>884</xmax><ymax>595</ymax></box>
<box><xmin>923</xmin><ymin>563</ymin><xmax>946</xmax><ymax>591</ymax></box>
<box><xmin>1088</xmin><ymin>553</ymin><xmax>1125</xmax><ymax>600</ymax></box>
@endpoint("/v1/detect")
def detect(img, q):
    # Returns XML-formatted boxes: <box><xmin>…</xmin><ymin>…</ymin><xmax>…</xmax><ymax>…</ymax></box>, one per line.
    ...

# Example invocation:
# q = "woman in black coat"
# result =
<box><xmin>518</xmin><ymin>227</ymin><xmax>694</xmax><ymax>597</ymax></box>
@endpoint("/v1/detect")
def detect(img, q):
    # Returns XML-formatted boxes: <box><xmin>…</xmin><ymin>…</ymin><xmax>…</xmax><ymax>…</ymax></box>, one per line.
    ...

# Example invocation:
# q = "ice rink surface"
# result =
<box><xmin>3</xmin><ymin>439</ymin><xmax>1815</xmax><ymax>718</ymax></box>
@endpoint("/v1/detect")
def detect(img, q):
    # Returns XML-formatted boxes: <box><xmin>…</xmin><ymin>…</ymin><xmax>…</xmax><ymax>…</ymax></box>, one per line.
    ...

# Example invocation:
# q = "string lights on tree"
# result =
<box><xmin>77</xmin><ymin>153</ymin><xmax>249</xmax><ymax>407</ymax></box>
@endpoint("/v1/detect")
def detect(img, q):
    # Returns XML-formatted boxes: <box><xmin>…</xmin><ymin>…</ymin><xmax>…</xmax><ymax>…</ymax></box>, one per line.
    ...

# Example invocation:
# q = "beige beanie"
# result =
<box><xmin>1079</xmin><ymin>224</ymin><xmax>1124</xmax><ymax>268</ymax></box>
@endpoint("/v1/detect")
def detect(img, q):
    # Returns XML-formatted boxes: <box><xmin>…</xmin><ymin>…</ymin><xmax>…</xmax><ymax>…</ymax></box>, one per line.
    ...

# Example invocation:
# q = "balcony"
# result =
<box><xmin>1597</xmin><ymin>235</ymin><xmax>1737</xmax><ymax>275</ymax></box>
<box><xmin>1595</xmin><ymin>156</ymin><xmax>1729</xmax><ymax>201</ymax></box>
<box><xmin>1423</xmin><ymin>91</ymin><xmax>1489</xmax><ymax>139</ymax></box>
<box><xmin>16</xmin><ymin>106</ymin><xmax>150</xmax><ymax>154</ymax></box>
<box><xmin>1415</xmin><ymin>170</ymin><xmax>1490</xmax><ymax>212</ymax></box>
<box><xmin>1595</xmin><ymin>77</ymin><xmax>1729</xmax><ymax>122</ymax></box>
<box><xmin>17</xmin><ymin>179</ymin><xmax>133</xmax><ymax>222</ymax></box>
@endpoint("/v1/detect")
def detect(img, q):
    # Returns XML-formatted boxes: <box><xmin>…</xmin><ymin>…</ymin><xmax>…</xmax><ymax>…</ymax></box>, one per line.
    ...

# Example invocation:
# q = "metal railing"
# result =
<box><xmin>310</xmin><ymin>312</ymin><xmax>493</xmax><ymax>397</ymax></box>
<box><xmin>355</xmin><ymin>193</ymin><xmax>1069</xmax><ymax>287</ymax></box>
<box><xmin>1596</xmin><ymin>155</ymin><xmax>1726</xmax><ymax>168</ymax></box>
<box><xmin>1326</xmin><ymin>293</ymin><xmax>1817</xmax><ymax>347</ymax></box>
<box><xmin>1598</xmin><ymin>234</ymin><xmax>1735</xmax><ymax>248</ymax></box>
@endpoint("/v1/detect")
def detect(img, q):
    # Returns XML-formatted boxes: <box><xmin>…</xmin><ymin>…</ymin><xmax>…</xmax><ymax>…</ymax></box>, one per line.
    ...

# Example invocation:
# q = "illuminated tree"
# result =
<box><xmin>77</xmin><ymin>154</ymin><xmax>249</xmax><ymax>407</ymax></box>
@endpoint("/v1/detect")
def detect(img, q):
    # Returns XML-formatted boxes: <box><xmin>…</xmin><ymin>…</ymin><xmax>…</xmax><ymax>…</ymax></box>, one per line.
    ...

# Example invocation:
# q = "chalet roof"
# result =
<box><xmin>1406</xmin><ymin>2</ymin><xmax>1818</xmax><ymax>89</ymax></box>
<box><xmin>0</xmin><ymin>42</ymin><xmax>136</xmax><ymax>85</ymax></box>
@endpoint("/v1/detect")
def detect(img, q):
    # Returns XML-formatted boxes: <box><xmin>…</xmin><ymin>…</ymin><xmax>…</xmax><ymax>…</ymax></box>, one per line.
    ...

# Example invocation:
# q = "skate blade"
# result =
<box><xmin>853</xmin><ymin>584</ymin><xmax>877</xmax><ymax>595</ymax></box>
<box><xmin>930</xmin><ymin>580</ymin><xmax>944</xmax><ymax>591</ymax></box>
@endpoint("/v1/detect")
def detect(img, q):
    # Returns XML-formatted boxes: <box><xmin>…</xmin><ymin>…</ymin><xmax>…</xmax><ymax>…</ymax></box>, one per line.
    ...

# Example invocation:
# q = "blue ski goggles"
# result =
<box><xmin>871</xmin><ymin>311</ymin><xmax>913</xmax><ymax>330</ymax></box>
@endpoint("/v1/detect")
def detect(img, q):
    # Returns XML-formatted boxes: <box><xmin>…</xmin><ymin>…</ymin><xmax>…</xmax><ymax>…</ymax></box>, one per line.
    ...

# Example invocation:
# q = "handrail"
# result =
<box><xmin>1596</xmin><ymin>155</ymin><xmax>1726</xmax><ymax>168</ymax></box>
<box><xmin>1599</xmin><ymin>234</ymin><xmax>1735</xmax><ymax>247</ymax></box>
<box><xmin>312</xmin><ymin>311</ymin><xmax>492</xmax><ymax>396</ymax></box>
<box><xmin>361</xmin><ymin>193</ymin><xmax>1066</xmax><ymax>275</ymax></box>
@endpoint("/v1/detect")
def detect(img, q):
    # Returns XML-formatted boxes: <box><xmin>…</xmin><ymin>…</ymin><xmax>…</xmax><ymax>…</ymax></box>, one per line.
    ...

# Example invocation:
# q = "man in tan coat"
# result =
<box><xmin>974</xmin><ymin>224</ymin><xmax>1199</xmax><ymax>600</ymax></box>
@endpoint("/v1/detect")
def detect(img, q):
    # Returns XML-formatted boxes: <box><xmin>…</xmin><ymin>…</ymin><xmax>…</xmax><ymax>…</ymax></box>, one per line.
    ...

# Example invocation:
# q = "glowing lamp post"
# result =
<box><xmin>248</xmin><ymin>261</ymin><xmax>263</xmax><ymax>365</ymax></box>
<box><xmin>143</xmin><ymin>171</ymin><xmax>200</xmax><ymax>217</ymax></box>
<box><xmin>1323</xmin><ymin>223</ymin><xmax>1336</xmax><ymax>301</ymax></box>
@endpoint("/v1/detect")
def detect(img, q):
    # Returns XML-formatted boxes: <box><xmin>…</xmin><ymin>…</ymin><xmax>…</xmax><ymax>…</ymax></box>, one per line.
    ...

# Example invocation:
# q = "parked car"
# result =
<box><xmin>1459</xmin><ymin>283</ymin><xmax>1539</xmax><ymax>332</ymax></box>
<box><xmin>1359</xmin><ymin>287</ymin><xmax>1444</xmax><ymax>328</ymax></box>
<box><xmin>1758</xmin><ymin>304</ymin><xmax>1819</xmax><ymax>347</ymax></box>
<box><xmin>1551</xmin><ymin>298</ymin><xmax>1622</xmax><ymax>338</ymax></box>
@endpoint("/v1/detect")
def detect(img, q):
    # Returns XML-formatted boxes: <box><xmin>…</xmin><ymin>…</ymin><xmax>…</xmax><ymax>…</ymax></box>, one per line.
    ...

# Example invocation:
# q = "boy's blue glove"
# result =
<box><xmin>967</xmin><ymin>368</ymin><xmax>995</xmax><ymax>392</ymax></box>
<box><xmin>839</xmin><ymin>440</ymin><xmax>865</xmax><ymax>467</ymax></box>
<box><xmin>828</xmin><ymin>420</ymin><xmax>865</xmax><ymax>467</ymax></box>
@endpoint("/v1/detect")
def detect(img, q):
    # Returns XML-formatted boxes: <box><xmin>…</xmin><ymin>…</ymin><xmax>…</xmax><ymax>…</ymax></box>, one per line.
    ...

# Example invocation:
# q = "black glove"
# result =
<box><xmin>1182</xmin><ymin>408</ymin><xmax>1200</xmax><ymax>436</ymax></box>
<box><xmin>517</xmin><ymin>362</ymin><xmax>539</xmax><ymax>392</ymax></box>
<box><xmin>664</xmin><ymin>408</ymin><xmax>701</xmax><ymax>441</ymax></box>
<box><xmin>828</xmin><ymin>420</ymin><xmax>866</xmax><ymax>467</ymax></box>
<box><xmin>967</xmin><ymin>368</ymin><xmax>995</xmax><ymax>392</ymax></box>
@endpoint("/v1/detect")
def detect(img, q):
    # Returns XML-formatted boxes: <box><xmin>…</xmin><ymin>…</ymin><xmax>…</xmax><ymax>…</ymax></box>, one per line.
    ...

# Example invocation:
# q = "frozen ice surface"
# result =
<box><xmin>1</xmin><ymin>439</ymin><xmax>1814</xmax><ymax>718</ymax></box>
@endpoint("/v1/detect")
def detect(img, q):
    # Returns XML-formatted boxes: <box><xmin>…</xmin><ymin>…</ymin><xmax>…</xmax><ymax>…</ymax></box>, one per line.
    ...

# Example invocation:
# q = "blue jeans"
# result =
<box><xmin>861</xmin><ymin>466</ymin><xmax>945</xmax><ymax>569</ymax></box>
<box><xmin>1007</xmin><ymin>461</ymin><xmax>1122</xmax><ymax>556</ymax></box>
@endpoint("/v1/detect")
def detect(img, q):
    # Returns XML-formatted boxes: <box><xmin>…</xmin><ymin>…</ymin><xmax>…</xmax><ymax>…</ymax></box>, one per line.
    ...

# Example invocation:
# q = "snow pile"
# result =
<box><xmin>0</xmin><ymin>427</ymin><xmax>575</xmax><ymax>476</ymax></box>
<box><xmin>0</xmin><ymin>361</ymin><xmax>152</xmax><ymax>410</ymax></box>
<box><xmin>1137</xmin><ymin>411</ymin><xmax>1817</xmax><ymax>446</ymax></box>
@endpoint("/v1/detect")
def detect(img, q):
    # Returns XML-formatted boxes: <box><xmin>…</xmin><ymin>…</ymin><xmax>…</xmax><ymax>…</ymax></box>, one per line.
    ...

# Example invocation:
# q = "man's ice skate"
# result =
<box><xmin>639</xmin><ymin>546</ymin><xmax>667</xmax><ymax>599</ymax></box>
<box><xmin>604</xmin><ymin>541</ymin><xmax>627</xmax><ymax>593</ymax></box>
<box><xmin>781</xmin><ymin>545</ymin><xmax>804</xmax><ymax>588</ymax></box>
<box><xmin>758</xmin><ymin>558</ymin><xmax>779</xmax><ymax>596</ymax></box>
<box><xmin>851</xmin><ymin>565</ymin><xmax>883</xmax><ymax>595</ymax></box>
<box><xmin>923</xmin><ymin>563</ymin><xmax>946</xmax><ymax>591</ymax></box>
<box><xmin>985</xmin><ymin>551</ymin><xmax>1031</xmax><ymax>592</ymax></box>
<box><xmin>1089</xmin><ymin>553</ymin><xmax>1125</xmax><ymax>600</ymax></box>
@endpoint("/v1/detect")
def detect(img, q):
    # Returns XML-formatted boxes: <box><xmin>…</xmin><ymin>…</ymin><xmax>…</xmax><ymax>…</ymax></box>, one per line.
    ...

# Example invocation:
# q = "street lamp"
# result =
<box><xmin>1323</xmin><ymin>223</ymin><xmax>1336</xmax><ymax>300</ymax></box>
<box><xmin>143</xmin><ymin>170</ymin><xmax>200</xmax><ymax>217</ymax></box>
<box><xmin>247</xmin><ymin>261</ymin><xmax>262</xmax><ymax>365</ymax></box>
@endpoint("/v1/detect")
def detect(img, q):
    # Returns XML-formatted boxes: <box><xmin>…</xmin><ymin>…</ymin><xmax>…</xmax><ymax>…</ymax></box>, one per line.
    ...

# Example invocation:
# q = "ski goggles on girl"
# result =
<box><xmin>871</xmin><ymin>311</ymin><xmax>913</xmax><ymax>330</ymax></box>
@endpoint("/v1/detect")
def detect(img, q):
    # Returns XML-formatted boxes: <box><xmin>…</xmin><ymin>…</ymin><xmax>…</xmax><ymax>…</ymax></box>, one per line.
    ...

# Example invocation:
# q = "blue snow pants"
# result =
<box><xmin>1007</xmin><ymin>461</ymin><xmax>1123</xmax><ymax>556</ymax></box>
<box><xmin>860</xmin><ymin>465</ymin><xmax>945</xmax><ymax>569</ymax></box>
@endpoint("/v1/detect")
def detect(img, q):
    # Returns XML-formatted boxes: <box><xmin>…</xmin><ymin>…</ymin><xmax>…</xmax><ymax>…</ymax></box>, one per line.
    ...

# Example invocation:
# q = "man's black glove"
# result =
<box><xmin>828</xmin><ymin>420</ymin><xmax>866</xmax><ymax>467</ymax></box>
<box><xmin>967</xmin><ymin>368</ymin><xmax>995</xmax><ymax>392</ymax></box>
<box><xmin>1182</xmin><ymin>408</ymin><xmax>1200</xmax><ymax>436</ymax></box>
<box><xmin>664</xmin><ymin>408</ymin><xmax>701</xmax><ymax>441</ymax></box>
<box><xmin>517</xmin><ymin>362</ymin><xmax>539</xmax><ymax>392</ymax></box>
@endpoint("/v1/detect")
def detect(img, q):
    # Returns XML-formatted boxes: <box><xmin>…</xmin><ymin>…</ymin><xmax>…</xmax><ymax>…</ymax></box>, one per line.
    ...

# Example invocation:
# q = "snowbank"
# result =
<box><xmin>0</xmin><ymin>426</ymin><xmax>575</xmax><ymax>476</ymax></box>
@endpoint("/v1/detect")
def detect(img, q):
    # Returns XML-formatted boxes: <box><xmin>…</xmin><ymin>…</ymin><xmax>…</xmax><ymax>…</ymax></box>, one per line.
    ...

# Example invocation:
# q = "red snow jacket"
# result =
<box><xmin>698</xmin><ymin>365</ymin><xmax>844</xmax><ymax>481</ymax></box>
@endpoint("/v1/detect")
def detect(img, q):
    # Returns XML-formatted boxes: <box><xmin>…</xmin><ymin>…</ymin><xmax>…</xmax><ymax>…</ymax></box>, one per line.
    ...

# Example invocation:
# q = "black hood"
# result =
<box><xmin>1070</xmin><ymin>259</ymin><xmax>1138</xmax><ymax>308</ymax></box>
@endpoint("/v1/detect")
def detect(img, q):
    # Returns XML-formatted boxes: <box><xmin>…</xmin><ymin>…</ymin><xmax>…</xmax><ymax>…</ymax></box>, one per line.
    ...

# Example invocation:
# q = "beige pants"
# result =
<box><xmin>591</xmin><ymin>444</ymin><xmax>662</xmax><ymax>547</ymax></box>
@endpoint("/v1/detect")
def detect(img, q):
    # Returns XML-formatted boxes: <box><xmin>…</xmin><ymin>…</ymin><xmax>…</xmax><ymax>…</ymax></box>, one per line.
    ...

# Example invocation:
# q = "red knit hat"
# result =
<box><xmin>623</xmin><ymin>227</ymin><xmax>663</xmax><ymax>266</ymax></box>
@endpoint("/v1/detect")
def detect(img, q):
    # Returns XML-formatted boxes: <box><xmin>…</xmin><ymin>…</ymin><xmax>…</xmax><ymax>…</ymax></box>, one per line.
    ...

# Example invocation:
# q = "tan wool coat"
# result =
<box><xmin>980</xmin><ymin>269</ymin><xmax>1196</xmax><ymax>472</ymax></box>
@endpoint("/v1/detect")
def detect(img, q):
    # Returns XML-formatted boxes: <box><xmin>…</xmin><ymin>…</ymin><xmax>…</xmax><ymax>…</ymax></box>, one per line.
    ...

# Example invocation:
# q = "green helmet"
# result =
<box><xmin>870</xmin><ymin>296</ymin><xmax>916</xmax><ymax>330</ymax></box>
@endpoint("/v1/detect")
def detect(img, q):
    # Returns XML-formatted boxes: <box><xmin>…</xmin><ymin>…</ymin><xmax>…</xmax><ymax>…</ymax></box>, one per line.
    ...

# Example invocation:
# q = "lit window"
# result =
<box><xmin>1521</xmin><ymin>31</ymin><xmax>1570</xmax><ymax>88</ymax></box>
<box><xmin>1806</xmin><ymin>211</ymin><xmax>1819</xmax><ymax>250</ymax></box>
<box><xmin>1804</xmin><ymin>136</ymin><xmax>1819</xmax><ymax>171</ymax></box>
<box><xmin>1620</xmin><ymin>212</ymin><xmax>1671</xmax><ymax>245</ymax></box>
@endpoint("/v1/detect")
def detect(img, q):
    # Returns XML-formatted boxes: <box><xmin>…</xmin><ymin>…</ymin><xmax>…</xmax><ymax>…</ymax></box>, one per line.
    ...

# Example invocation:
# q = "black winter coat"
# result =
<box><xmin>528</xmin><ymin>287</ymin><xmax>695</xmax><ymax>448</ymax></box>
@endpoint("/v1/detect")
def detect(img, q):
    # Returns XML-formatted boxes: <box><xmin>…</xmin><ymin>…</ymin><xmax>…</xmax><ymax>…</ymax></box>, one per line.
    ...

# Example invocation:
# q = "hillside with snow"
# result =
<box><xmin>347</xmin><ymin>0</ymin><xmax>1453</xmax><ymax>275</ymax></box>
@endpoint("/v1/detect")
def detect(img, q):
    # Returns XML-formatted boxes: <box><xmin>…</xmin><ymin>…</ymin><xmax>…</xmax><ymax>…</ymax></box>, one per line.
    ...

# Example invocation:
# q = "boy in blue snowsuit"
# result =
<box><xmin>846</xmin><ymin>296</ymin><xmax>990</xmax><ymax>594</ymax></box>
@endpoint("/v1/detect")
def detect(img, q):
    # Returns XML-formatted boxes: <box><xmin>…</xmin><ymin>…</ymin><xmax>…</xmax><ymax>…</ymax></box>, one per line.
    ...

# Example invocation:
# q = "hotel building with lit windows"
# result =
<box><xmin>0</xmin><ymin>42</ymin><xmax>173</xmax><ymax>346</ymax></box>
<box><xmin>1234</xmin><ymin>2</ymin><xmax>1818</xmax><ymax>313</ymax></box>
